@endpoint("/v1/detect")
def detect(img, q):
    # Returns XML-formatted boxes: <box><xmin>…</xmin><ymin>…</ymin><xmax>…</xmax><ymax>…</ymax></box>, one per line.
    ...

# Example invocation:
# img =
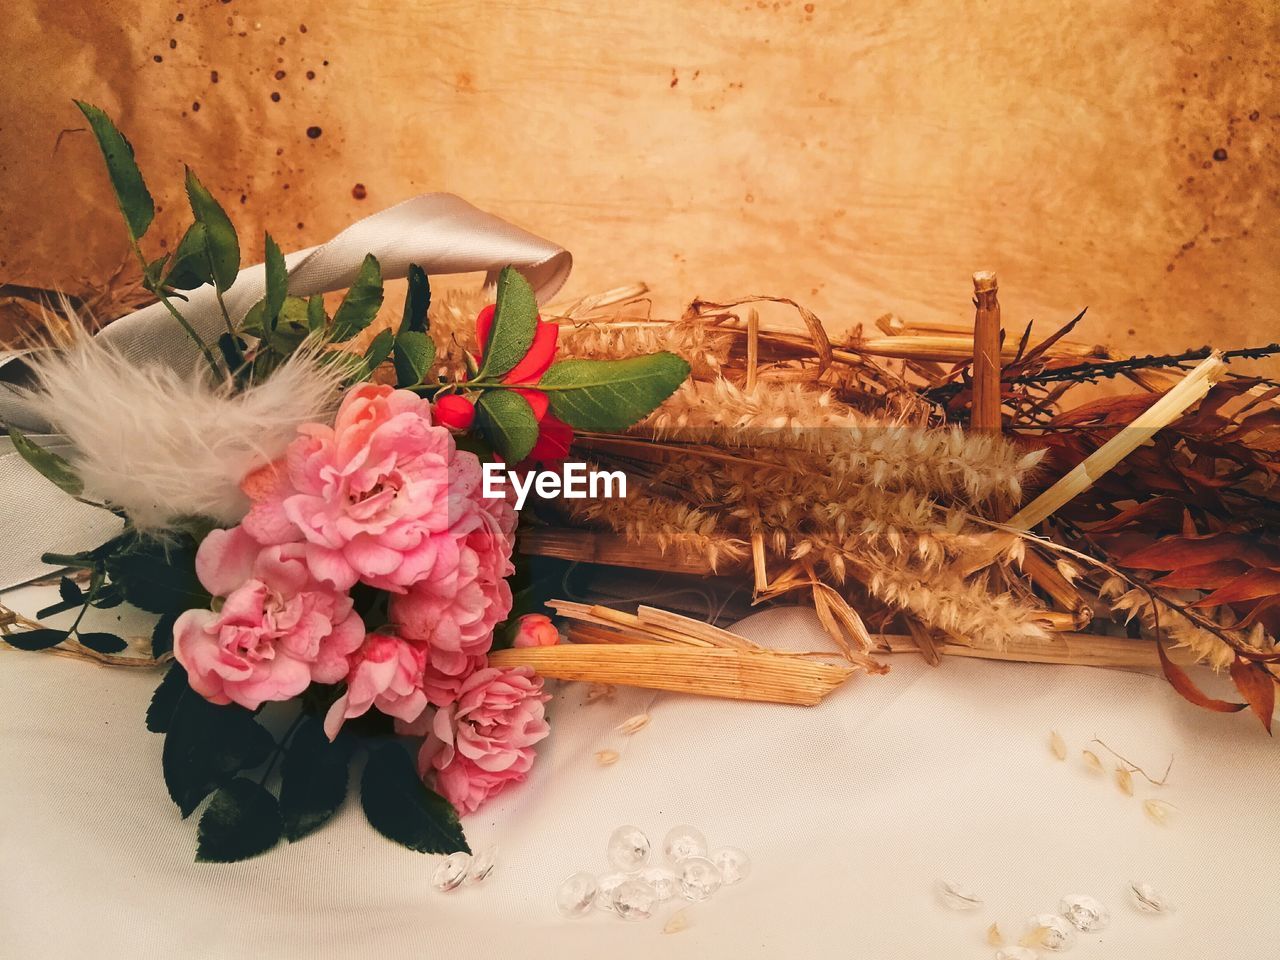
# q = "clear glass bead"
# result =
<box><xmin>607</xmin><ymin>824</ymin><xmax>651</xmax><ymax>872</ymax></box>
<box><xmin>1059</xmin><ymin>894</ymin><xmax>1109</xmax><ymax>931</ymax></box>
<box><xmin>431</xmin><ymin>851</ymin><xmax>471</xmax><ymax>892</ymax></box>
<box><xmin>464</xmin><ymin>844</ymin><xmax>496</xmax><ymax>885</ymax></box>
<box><xmin>662</xmin><ymin>824</ymin><xmax>708</xmax><ymax>864</ymax></box>
<box><xmin>1129</xmin><ymin>881</ymin><xmax>1170</xmax><ymax>914</ymax></box>
<box><xmin>995</xmin><ymin>949</ymin><xmax>1039</xmax><ymax>960</ymax></box>
<box><xmin>613</xmin><ymin>878</ymin><xmax>658</xmax><ymax>921</ymax></box>
<box><xmin>596</xmin><ymin>872</ymin><xmax>630</xmax><ymax>913</ymax></box>
<box><xmin>936</xmin><ymin>878</ymin><xmax>983</xmax><ymax>910</ymax></box>
<box><xmin>712</xmin><ymin>846</ymin><xmax>751</xmax><ymax>885</ymax></box>
<box><xmin>1023</xmin><ymin>914</ymin><xmax>1076</xmax><ymax>952</ymax></box>
<box><xmin>679</xmin><ymin>856</ymin><xmax>722</xmax><ymax>901</ymax></box>
<box><xmin>640</xmin><ymin>866</ymin><xmax>678</xmax><ymax>901</ymax></box>
<box><xmin>555</xmin><ymin>872</ymin><xmax>598</xmax><ymax>918</ymax></box>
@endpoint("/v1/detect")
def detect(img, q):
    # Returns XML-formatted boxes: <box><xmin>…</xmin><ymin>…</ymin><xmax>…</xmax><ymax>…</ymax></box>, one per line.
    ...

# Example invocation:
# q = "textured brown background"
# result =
<box><xmin>1</xmin><ymin>1</ymin><xmax>1276</xmax><ymax>357</ymax></box>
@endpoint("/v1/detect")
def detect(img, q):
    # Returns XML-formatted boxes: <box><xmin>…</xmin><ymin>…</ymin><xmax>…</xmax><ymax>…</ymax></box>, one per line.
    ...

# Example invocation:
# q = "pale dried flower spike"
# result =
<box><xmin>986</xmin><ymin>922</ymin><xmax>1004</xmax><ymax>947</ymax></box>
<box><xmin>1082</xmin><ymin>750</ymin><xmax>1104</xmax><ymax>773</ymax></box>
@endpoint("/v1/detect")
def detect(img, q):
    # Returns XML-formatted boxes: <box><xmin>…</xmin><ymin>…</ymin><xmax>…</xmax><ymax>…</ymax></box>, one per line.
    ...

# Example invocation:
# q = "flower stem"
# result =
<box><xmin>129</xmin><ymin>238</ymin><xmax>224</xmax><ymax>379</ymax></box>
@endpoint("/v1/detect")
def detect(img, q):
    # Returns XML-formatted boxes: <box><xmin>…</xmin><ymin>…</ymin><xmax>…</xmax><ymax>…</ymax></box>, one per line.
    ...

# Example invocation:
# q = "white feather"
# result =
<box><xmin>16</xmin><ymin>330</ymin><xmax>345</xmax><ymax>529</ymax></box>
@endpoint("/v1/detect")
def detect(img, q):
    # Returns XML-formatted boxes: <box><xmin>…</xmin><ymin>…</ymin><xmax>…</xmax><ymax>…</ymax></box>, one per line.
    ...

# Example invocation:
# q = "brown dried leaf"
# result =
<box><xmin>1086</xmin><ymin>497</ymin><xmax>1183</xmax><ymax>534</ymax></box>
<box><xmin>1115</xmin><ymin>765</ymin><xmax>1135</xmax><ymax>796</ymax></box>
<box><xmin>1151</xmin><ymin>559</ymin><xmax>1250</xmax><ymax>591</ymax></box>
<box><xmin>1082</xmin><ymin>750</ymin><xmax>1104</xmax><ymax>773</ymax></box>
<box><xmin>1119</xmin><ymin>533</ymin><xmax>1259</xmax><ymax>571</ymax></box>
<box><xmin>1229</xmin><ymin>657</ymin><xmax>1277</xmax><ymax>734</ymax></box>
<box><xmin>1050</xmin><ymin>730</ymin><xmax>1067</xmax><ymax>761</ymax></box>
<box><xmin>1194</xmin><ymin>569</ymin><xmax>1280</xmax><ymax>608</ymax></box>
<box><xmin>1157</xmin><ymin>637</ymin><xmax>1248</xmax><ymax>714</ymax></box>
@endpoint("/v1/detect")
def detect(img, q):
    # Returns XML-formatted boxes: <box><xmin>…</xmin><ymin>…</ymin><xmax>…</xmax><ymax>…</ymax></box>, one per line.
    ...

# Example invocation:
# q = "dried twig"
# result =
<box><xmin>1090</xmin><ymin>737</ymin><xmax>1174</xmax><ymax>786</ymax></box>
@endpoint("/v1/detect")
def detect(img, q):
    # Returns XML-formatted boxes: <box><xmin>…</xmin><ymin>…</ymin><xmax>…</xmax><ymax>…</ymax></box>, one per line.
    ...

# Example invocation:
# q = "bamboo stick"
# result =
<box><xmin>1007</xmin><ymin>353</ymin><xmax>1226</xmax><ymax>530</ymax></box>
<box><xmin>1021</xmin><ymin>550</ymin><xmax>1093</xmax><ymax>628</ymax></box>
<box><xmin>875</xmin><ymin>313</ymin><xmax>949</xmax><ymax>382</ymax></box>
<box><xmin>970</xmin><ymin>271</ymin><xmax>1003</xmax><ymax>432</ymax></box>
<box><xmin>587</xmin><ymin>605</ymin><xmax>717</xmax><ymax>647</ymax></box>
<box><xmin>886</xmin><ymin>318</ymin><xmax>1106</xmax><ymax>359</ymax></box>
<box><xmin>745</xmin><ymin>307</ymin><xmax>760</xmax><ymax>391</ymax></box>
<box><xmin>635</xmin><ymin>605</ymin><xmax>760</xmax><ymax>650</ymax></box>
<box><xmin>490</xmin><ymin>643</ymin><xmax>856</xmax><ymax>706</ymax></box>
<box><xmin>519</xmin><ymin>527</ymin><xmax>737</xmax><ymax>574</ymax></box>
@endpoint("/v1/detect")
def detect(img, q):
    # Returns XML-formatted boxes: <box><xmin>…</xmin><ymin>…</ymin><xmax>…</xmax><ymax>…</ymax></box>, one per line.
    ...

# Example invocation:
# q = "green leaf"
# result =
<box><xmin>58</xmin><ymin>576</ymin><xmax>83</xmax><ymax>605</ymax></box>
<box><xmin>163</xmin><ymin>222</ymin><xmax>212</xmax><ymax>291</ymax></box>
<box><xmin>8</xmin><ymin>428</ymin><xmax>83</xmax><ymax>496</ymax></box>
<box><xmin>280</xmin><ymin>717</ymin><xmax>352</xmax><ymax>842</ymax></box>
<box><xmin>146</xmin><ymin>663</ymin><xmax>189</xmax><ymax>733</ymax></box>
<box><xmin>217</xmin><ymin>333</ymin><xmax>246</xmax><ymax>373</ymax></box>
<box><xmin>76</xmin><ymin>631</ymin><xmax>128</xmax><ymax>654</ymax></box>
<box><xmin>401</xmin><ymin>264</ymin><xmax>431</xmax><ymax>334</ymax></box>
<box><xmin>392</xmin><ymin>330</ymin><xmax>436</xmax><ymax>387</ymax></box>
<box><xmin>35</xmin><ymin>597</ymin><xmax>83</xmax><ymax>619</ymax></box>
<box><xmin>363</xmin><ymin>328</ymin><xmax>395</xmax><ymax>374</ymax></box>
<box><xmin>263</xmin><ymin>233</ymin><xmax>288</xmax><ymax>330</ymax></box>
<box><xmin>149</xmin><ymin>610</ymin><xmax>179</xmax><ymax>658</ymax></box>
<box><xmin>360</xmin><ymin>743</ymin><xmax>469</xmax><ymax>855</ymax></box>
<box><xmin>73</xmin><ymin>100</ymin><xmax>154</xmax><ymax>240</ymax></box>
<box><xmin>477</xmin><ymin>266</ymin><xmax>537</xmax><ymax>380</ymax></box>
<box><xmin>538</xmin><ymin>352</ymin><xmax>691</xmax><ymax>431</ymax></box>
<box><xmin>90</xmin><ymin>582</ymin><xmax>125</xmax><ymax>609</ymax></box>
<box><xmin>162</xmin><ymin>698</ymin><xmax>274</xmax><ymax>818</ymax></box>
<box><xmin>104</xmin><ymin>533</ymin><xmax>208</xmax><ymax>615</ymax></box>
<box><xmin>196</xmin><ymin>778</ymin><xmax>283</xmax><ymax>863</ymax></box>
<box><xmin>475</xmin><ymin>389</ymin><xmax>539</xmax><ymax>464</ymax></box>
<box><xmin>306</xmin><ymin>294</ymin><xmax>328</xmax><ymax>331</ymax></box>
<box><xmin>3</xmin><ymin>628</ymin><xmax>68</xmax><ymax>651</ymax></box>
<box><xmin>184</xmin><ymin>167</ymin><xmax>240</xmax><ymax>292</ymax></box>
<box><xmin>330</xmin><ymin>254</ymin><xmax>384</xmax><ymax>341</ymax></box>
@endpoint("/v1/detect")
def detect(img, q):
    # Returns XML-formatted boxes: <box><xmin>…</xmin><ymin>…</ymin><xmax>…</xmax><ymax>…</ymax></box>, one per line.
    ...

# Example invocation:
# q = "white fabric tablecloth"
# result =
<box><xmin>1</xmin><ymin>590</ymin><xmax>1276</xmax><ymax>959</ymax></box>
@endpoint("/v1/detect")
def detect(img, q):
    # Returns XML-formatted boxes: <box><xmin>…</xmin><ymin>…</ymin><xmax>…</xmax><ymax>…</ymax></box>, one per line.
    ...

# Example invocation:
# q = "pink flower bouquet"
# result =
<box><xmin>2</xmin><ymin>104</ymin><xmax>690</xmax><ymax>863</ymax></box>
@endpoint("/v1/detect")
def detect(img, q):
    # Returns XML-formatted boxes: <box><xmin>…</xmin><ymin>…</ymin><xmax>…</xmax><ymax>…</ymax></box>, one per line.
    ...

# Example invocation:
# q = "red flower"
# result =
<box><xmin>474</xmin><ymin>304</ymin><xmax>572</xmax><ymax>464</ymax></box>
<box><xmin>432</xmin><ymin>394</ymin><xmax>475</xmax><ymax>431</ymax></box>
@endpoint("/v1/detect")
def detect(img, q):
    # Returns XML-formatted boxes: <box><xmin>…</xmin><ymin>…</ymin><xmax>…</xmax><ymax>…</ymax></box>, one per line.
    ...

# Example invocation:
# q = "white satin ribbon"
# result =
<box><xmin>0</xmin><ymin>193</ymin><xmax>571</xmax><ymax>589</ymax></box>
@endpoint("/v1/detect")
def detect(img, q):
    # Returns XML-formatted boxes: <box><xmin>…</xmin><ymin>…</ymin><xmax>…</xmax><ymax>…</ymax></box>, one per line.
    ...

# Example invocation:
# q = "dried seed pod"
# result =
<box><xmin>1143</xmin><ymin>798</ymin><xmax>1175</xmax><ymax>825</ymax></box>
<box><xmin>1050</xmin><ymin>730</ymin><xmax>1067</xmax><ymax>761</ymax></box>
<box><xmin>595</xmin><ymin>750</ymin><xmax>620</xmax><ymax>766</ymax></box>
<box><xmin>616</xmin><ymin>713</ymin><xmax>651</xmax><ymax>735</ymax></box>
<box><xmin>1115</xmin><ymin>765</ymin><xmax>1135</xmax><ymax>796</ymax></box>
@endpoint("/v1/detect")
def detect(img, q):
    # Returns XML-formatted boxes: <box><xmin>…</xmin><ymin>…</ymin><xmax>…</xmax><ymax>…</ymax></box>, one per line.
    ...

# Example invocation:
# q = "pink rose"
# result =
<box><xmin>390</xmin><ymin>482</ymin><xmax>516</xmax><ymax>673</ymax></box>
<box><xmin>323</xmin><ymin>633</ymin><xmax>431</xmax><ymax>739</ymax></box>
<box><xmin>419</xmin><ymin>666</ymin><xmax>550</xmax><ymax>814</ymax></box>
<box><xmin>173</xmin><ymin>526</ymin><xmax>365</xmax><ymax>710</ymax></box>
<box><xmin>241</xmin><ymin>383</ymin><xmax>473</xmax><ymax>593</ymax></box>
<box><xmin>511</xmin><ymin>613</ymin><xmax>560</xmax><ymax>648</ymax></box>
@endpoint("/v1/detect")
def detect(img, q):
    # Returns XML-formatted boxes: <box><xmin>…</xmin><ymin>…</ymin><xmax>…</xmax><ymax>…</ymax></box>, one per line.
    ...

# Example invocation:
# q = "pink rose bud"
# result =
<box><xmin>433</xmin><ymin>394</ymin><xmax>476</xmax><ymax>431</ymax></box>
<box><xmin>512</xmin><ymin>613</ymin><xmax>560</xmax><ymax>648</ymax></box>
